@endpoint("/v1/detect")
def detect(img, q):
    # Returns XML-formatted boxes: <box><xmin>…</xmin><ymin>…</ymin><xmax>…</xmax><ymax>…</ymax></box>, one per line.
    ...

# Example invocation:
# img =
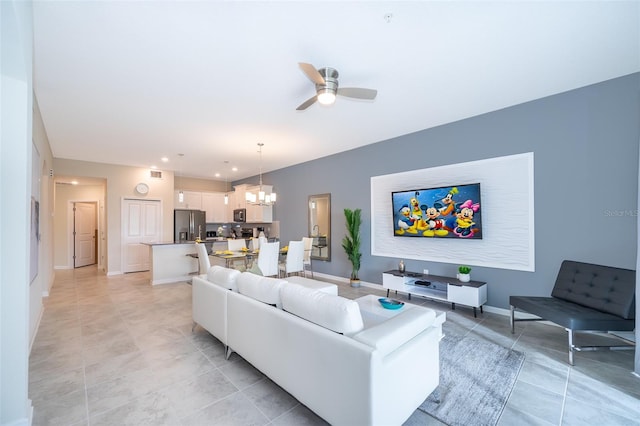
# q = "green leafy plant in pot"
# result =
<box><xmin>342</xmin><ymin>208</ymin><xmax>362</xmax><ymax>288</ymax></box>
<box><xmin>458</xmin><ymin>265</ymin><xmax>472</xmax><ymax>282</ymax></box>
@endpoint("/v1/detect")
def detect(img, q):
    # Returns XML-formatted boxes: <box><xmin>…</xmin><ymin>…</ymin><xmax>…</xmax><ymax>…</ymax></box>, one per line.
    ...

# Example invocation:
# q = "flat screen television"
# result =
<box><xmin>391</xmin><ymin>183</ymin><xmax>482</xmax><ymax>239</ymax></box>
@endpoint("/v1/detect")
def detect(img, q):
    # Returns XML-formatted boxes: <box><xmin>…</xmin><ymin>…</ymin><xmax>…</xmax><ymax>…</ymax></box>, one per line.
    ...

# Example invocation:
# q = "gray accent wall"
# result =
<box><xmin>257</xmin><ymin>73</ymin><xmax>640</xmax><ymax>310</ymax></box>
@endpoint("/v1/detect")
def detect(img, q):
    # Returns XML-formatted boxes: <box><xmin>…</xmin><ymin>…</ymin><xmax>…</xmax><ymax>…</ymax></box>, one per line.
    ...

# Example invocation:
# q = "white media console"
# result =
<box><xmin>382</xmin><ymin>270</ymin><xmax>487</xmax><ymax>317</ymax></box>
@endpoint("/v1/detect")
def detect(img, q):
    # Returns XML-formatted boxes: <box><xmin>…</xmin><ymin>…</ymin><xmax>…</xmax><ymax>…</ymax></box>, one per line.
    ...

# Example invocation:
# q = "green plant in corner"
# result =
<box><xmin>458</xmin><ymin>265</ymin><xmax>472</xmax><ymax>274</ymax></box>
<box><xmin>342</xmin><ymin>208</ymin><xmax>362</xmax><ymax>285</ymax></box>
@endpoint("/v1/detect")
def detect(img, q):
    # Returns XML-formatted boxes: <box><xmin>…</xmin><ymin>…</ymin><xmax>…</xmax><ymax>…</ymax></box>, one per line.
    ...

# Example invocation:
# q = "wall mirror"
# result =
<box><xmin>308</xmin><ymin>193</ymin><xmax>331</xmax><ymax>261</ymax></box>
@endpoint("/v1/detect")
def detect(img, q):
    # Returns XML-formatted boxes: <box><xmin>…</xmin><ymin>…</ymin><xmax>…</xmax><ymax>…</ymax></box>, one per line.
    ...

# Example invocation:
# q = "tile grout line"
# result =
<box><xmin>558</xmin><ymin>366</ymin><xmax>571</xmax><ymax>425</ymax></box>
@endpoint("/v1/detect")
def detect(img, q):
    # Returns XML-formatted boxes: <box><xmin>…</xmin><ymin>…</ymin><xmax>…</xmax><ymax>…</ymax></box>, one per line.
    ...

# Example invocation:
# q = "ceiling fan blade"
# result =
<box><xmin>298</xmin><ymin>62</ymin><xmax>325</xmax><ymax>85</ymax></box>
<box><xmin>337</xmin><ymin>87</ymin><xmax>378</xmax><ymax>100</ymax></box>
<box><xmin>296</xmin><ymin>95</ymin><xmax>318</xmax><ymax>111</ymax></box>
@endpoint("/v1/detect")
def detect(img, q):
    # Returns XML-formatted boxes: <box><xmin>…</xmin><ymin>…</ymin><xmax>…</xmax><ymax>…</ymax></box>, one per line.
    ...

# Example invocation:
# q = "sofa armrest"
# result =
<box><xmin>192</xmin><ymin>275</ymin><xmax>229</xmax><ymax>344</ymax></box>
<box><xmin>352</xmin><ymin>308</ymin><xmax>436</xmax><ymax>357</ymax></box>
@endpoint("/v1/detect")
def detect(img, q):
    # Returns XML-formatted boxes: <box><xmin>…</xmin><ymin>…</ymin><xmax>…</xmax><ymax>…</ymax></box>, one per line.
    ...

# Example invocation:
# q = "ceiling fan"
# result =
<box><xmin>296</xmin><ymin>62</ymin><xmax>377</xmax><ymax>111</ymax></box>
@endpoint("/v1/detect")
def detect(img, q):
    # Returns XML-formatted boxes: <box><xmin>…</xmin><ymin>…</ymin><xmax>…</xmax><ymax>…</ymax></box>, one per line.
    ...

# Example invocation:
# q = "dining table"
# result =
<box><xmin>210</xmin><ymin>247</ymin><xmax>288</xmax><ymax>269</ymax></box>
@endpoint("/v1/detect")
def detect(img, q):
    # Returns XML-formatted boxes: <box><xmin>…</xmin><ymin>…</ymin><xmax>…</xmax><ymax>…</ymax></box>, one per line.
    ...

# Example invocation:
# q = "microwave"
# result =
<box><xmin>233</xmin><ymin>208</ymin><xmax>246</xmax><ymax>222</ymax></box>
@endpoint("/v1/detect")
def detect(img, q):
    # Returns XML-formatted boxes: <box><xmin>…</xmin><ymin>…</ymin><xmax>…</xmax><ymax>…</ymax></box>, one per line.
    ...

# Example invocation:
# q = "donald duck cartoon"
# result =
<box><xmin>395</xmin><ymin>204</ymin><xmax>418</xmax><ymax>235</ymax></box>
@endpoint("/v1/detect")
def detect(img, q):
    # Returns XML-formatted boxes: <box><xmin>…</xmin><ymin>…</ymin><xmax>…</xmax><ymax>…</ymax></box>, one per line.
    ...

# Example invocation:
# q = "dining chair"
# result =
<box><xmin>226</xmin><ymin>239</ymin><xmax>248</xmax><ymax>269</ymax></box>
<box><xmin>195</xmin><ymin>242</ymin><xmax>211</xmax><ymax>275</ymax></box>
<box><xmin>227</xmin><ymin>239</ymin><xmax>247</xmax><ymax>251</ymax></box>
<box><xmin>256</xmin><ymin>241</ymin><xmax>280</xmax><ymax>277</ymax></box>
<box><xmin>279</xmin><ymin>240</ymin><xmax>305</xmax><ymax>278</ymax></box>
<box><xmin>249</xmin><ymin>237</ymin><xmax>260</xmax><ymax>251</ymax></box>
<box><xmin>302</xmin><ymin>236</ymin><xmax>314</xmax><ymax>278</ymax></box>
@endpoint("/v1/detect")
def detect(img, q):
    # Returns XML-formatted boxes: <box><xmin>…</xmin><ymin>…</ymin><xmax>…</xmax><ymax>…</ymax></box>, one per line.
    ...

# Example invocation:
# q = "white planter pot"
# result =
<box><xmin>457</xmin><ymin>273</ymin><xmax>471</xmax><ymax>283</ymax></box>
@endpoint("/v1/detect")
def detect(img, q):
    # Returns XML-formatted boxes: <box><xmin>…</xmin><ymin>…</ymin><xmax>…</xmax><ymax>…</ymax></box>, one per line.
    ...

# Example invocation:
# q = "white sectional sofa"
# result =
<box><xmin>192</xmin><ymin>266</ymin><xmax>443</xmax><ymax>426</ymax></box>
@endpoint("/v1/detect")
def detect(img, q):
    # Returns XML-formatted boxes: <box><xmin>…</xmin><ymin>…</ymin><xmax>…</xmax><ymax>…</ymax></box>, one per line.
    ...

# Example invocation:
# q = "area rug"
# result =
<box><xmin>419</xmin><ymin>334</ymin><xmax>525</xmax><ymax>426</ymax></box>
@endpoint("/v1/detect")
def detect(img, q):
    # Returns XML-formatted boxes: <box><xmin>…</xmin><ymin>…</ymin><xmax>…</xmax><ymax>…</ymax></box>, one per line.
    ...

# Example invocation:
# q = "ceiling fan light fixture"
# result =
<box><xmin>317</xmin><ymin>90</ymin><xmax>336</xmax><ymax>105</ymax></box>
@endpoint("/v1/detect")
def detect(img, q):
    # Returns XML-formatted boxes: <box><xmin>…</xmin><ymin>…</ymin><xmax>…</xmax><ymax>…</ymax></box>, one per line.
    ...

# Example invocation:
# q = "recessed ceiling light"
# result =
<box><xmin>215</xmin><ymin>173</ymin><xmax>221</xmax><ymax>178</ymax></box>
<box><xmin>232</xmin><ymin>167</ymin><xmax>238</xmax><ymax>172</ymax></box>
<box><xmin>150</xmin><ymin>165</ymin><xmax>157</xmax><ymax>169</ymax></box>
<box><xmin>161</xmin><ymin>157</ymin><xmax>169</xmax><ymax>162</ymax></box>
<box><xmin>71</xmin><ymin>180</ymin><xmax>78</xmax><ymax>185</ymax></box>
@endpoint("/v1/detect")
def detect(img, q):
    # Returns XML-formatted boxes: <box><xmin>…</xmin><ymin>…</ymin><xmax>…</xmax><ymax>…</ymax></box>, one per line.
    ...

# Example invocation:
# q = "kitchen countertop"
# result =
<box><xmin>143</xmin><ymin>239</ymin><xmax>232</xmax><ymax>246</ymax></box>
<box><xmin>143</xmin><ymin>241</ymin><xmax>204</xmax><ymax>246</ymax></box>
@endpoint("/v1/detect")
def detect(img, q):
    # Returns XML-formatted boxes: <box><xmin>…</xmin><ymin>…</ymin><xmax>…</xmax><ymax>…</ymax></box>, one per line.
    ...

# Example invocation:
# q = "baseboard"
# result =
<box><xmin>29</xmin><ymin>306</ymin><xmax>44</xmax><ymax>354</ymax></box>
<box><xmin>2</xmin><ymin>401</ymin><xmax>32</xmax><ymax>426</ymax></box>
<box><xmin>53</xmin><ymin>265</ymin><xmax>71</xmax><ymax>270</ymax></box>
<box><xmin>106</xmin><ymin>270</ymin><xmax>122</xmax><ymax>276</ymax></box>
<box><xmin>151</xmin><ymin>276</ymin><xmax>192</xmax><ymax>285</ymax></box>
<box><xmin>309</xmin><ymin>271</ymin><xmax>377</xmax><ymax>288</ymax></box>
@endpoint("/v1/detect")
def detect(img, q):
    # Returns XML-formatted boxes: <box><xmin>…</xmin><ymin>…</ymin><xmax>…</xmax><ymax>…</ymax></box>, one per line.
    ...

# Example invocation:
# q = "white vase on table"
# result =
<box><xmin>457</xmin><ymin>273</ymin><xmax>470</xmax><ymax>283</ymax></box>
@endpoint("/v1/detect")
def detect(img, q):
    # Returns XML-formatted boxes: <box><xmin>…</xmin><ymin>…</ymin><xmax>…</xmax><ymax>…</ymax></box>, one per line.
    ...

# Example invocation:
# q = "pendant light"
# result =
<box><xmin>177</xmin><ymin>153</ymin><xmax>184</xmax><ymax>203</ymax></box>
<box><xmin>245</xmin><ymin>143</ymin><xmax>276</xmax><ymax>205</ymax></box>
<box><xmin>223</xmin><ymin>160</ymin><xmax>229</xmax><ymax>205</ymax></box>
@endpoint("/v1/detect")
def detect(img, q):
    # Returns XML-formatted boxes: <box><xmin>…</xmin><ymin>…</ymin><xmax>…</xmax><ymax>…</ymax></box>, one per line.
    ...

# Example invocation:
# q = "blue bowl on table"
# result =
<box><xmin>378</xmin><ymin>298</ymin><xmax>404</xmax><ymax>310</ymax></box>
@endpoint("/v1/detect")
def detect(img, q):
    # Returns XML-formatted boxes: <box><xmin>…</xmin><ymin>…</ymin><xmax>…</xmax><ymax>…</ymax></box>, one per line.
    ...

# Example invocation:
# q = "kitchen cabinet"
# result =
<box><xmin>175</xmin><ymin>190</ymin><xmax>229</xmax><ymax>223</ymax></box>
<box><xmin>225</xmin><ymin>191</ymin><xmax>236</xmax><ymax>221</ymax></box>
<box><xmin>247</xmin><ymin>204</ymin><xmax>273</xmax><ymax>222</ymax></box>
<box><xmin>202</xmin><ymin>192</ymin><xmax>227</xmax><ymax>223</ymax></box>
<box><xmin>231</xmin><ymin>185</ymin><xmax>247</xmax><ymax>209</ymax></box>
<box><xmin>175</xmin><ymin>190</ymin><xmax>202</xmax><ymax>210</ymax></box>
<box><xmin>175</xmin><ymin>185</ymin><xmax>272</xmax><ymax>223</ymax></box>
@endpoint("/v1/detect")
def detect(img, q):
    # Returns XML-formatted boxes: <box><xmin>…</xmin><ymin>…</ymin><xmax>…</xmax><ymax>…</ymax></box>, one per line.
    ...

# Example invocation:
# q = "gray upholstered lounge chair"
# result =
<box><xmin>510</xmin><ymin>260</ymin><xmax>636</xmax><ymax>365</ymax></box>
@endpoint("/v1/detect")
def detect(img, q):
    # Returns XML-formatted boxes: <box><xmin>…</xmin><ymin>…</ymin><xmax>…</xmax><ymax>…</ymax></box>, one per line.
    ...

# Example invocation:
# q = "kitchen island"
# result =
<box><xmin>144</xmin><ymin>239</ymin><xmax>238</xmax><ymax>285</ymax></box>
<box><xmin>144</xmin><ymin>242</ymin><xmax>199</xmax><ymax>285</ymax></box>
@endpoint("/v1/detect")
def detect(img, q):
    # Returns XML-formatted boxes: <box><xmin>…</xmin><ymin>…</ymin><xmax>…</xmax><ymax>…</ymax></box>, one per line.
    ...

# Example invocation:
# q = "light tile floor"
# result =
<box><xmin>30</xmin><ymin>267</ymin><xmax>639</xmax><ymax>425</ymax></box>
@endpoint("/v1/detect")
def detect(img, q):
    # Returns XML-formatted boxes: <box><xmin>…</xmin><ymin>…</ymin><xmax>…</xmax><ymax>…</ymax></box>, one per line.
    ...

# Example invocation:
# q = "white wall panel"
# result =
<box><xmin>371</xmin><ymin>152</ymin><xmax>535</xmax><ymax>271</ymax></box>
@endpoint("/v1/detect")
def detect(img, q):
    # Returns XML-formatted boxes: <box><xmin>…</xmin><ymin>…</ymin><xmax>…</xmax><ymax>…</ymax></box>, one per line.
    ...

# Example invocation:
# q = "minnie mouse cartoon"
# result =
<box><xmin>453</xmin><ymin>199</ymin><xmax>480</xmax><ymax>238</ymax></box>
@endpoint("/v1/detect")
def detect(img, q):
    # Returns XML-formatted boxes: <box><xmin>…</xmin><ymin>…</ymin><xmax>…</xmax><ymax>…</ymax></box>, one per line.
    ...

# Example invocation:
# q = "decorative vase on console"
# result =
<box><xmin>457</xmin><ymin>265</ymin><xmax>471</xmax><ymax>282</ymax></box>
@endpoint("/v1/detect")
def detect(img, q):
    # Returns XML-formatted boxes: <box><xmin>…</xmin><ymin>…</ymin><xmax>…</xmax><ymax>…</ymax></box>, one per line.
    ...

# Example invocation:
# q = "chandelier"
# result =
<box><xmin>245</xmin><ymin>143</ymin><xmax>276</xmax><ymax>205</ymax></box>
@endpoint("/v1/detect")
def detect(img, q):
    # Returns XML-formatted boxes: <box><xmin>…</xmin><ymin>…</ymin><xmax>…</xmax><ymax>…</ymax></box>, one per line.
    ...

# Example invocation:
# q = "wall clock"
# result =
<box><xmin>135</xmin><ymin>182</ymin><xmax>149</xmax><ymax>195</ymax></box>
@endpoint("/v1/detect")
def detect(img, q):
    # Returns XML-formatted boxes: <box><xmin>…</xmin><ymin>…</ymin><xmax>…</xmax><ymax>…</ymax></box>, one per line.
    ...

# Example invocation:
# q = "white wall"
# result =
<box><xmin>1</xmin><ymin>1</ymin><xmax>34</xmax><ymax>424</ymax></box>
<box><xmin>53</xmin><ymin>159</ymin><xmax>175</xmax><ymax>275</ymax></box>
<box><xmin>30</xmin><ymin>96</ymin><xmax>55</xmax><ymax>345</ymax></box>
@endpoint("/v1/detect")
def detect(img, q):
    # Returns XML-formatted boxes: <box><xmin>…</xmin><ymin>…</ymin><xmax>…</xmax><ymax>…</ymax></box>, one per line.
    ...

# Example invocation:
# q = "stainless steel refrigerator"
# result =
<box><xmin>174</xmin><ymin>209</ymin><xmax>206</xmax><ymax>242</ymax></box>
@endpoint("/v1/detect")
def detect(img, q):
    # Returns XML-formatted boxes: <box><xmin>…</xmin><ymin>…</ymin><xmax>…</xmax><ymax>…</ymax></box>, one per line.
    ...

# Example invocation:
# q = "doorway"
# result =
<box><xmin>74</xmin><ymin>202</ymin><xmax>97</xmax><ymax>268</ymax></box>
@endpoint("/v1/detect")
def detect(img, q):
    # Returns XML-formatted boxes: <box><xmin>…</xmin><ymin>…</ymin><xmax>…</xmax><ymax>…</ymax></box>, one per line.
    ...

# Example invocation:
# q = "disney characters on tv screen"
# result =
<box><xmin>391</xmin><ymin>183</ymin><xmax>482</xmax><ymax>239</ymax></box>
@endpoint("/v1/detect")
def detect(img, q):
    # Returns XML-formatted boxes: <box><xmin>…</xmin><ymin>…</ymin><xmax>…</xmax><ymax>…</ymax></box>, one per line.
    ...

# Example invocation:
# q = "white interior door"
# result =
<box><xmin>74</xmin><ymin>202</ymin><xmax>96</xmax><ymax>268</ymax></box>
<box><xmin>123</xmin><ymin>199</ymin><xmax>161</xmax><ymax>273</ymax></box>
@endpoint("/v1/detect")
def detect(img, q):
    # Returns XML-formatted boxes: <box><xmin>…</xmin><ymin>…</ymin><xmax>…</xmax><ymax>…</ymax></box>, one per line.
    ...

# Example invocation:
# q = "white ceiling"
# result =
<box><xmin>33</xmin><ymin>1</ymin><xmax>639</xmax><ymax>181</ymax></box>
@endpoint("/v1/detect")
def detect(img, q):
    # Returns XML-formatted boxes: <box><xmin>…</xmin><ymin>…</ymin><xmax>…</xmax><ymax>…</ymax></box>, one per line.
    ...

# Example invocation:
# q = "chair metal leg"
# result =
<box><xmin>510</xmin><ymin>305</ymin><xmax>515</xmax><ymax>334</ymax></box>
<box><xmin>567</xmin><ymin>328</ymin><xmax>575</xmax><ymax>366</ymax></box>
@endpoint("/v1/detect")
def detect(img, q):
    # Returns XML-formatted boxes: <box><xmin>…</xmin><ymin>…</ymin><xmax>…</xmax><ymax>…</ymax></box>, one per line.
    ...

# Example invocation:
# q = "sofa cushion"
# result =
<box><xmin>281</xmin><ymin>283</ymin><xmax>364</xmax><ymax>335</ymax></box>
<box><xmin>207</xmin><ymin>265</ymin><xmax>241</xmax><ymax>292</ymax></box>
<box><xmin>237</xmin><ymin>272</ymin><xmax>287</xmax><ymax>307</ymax></box>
